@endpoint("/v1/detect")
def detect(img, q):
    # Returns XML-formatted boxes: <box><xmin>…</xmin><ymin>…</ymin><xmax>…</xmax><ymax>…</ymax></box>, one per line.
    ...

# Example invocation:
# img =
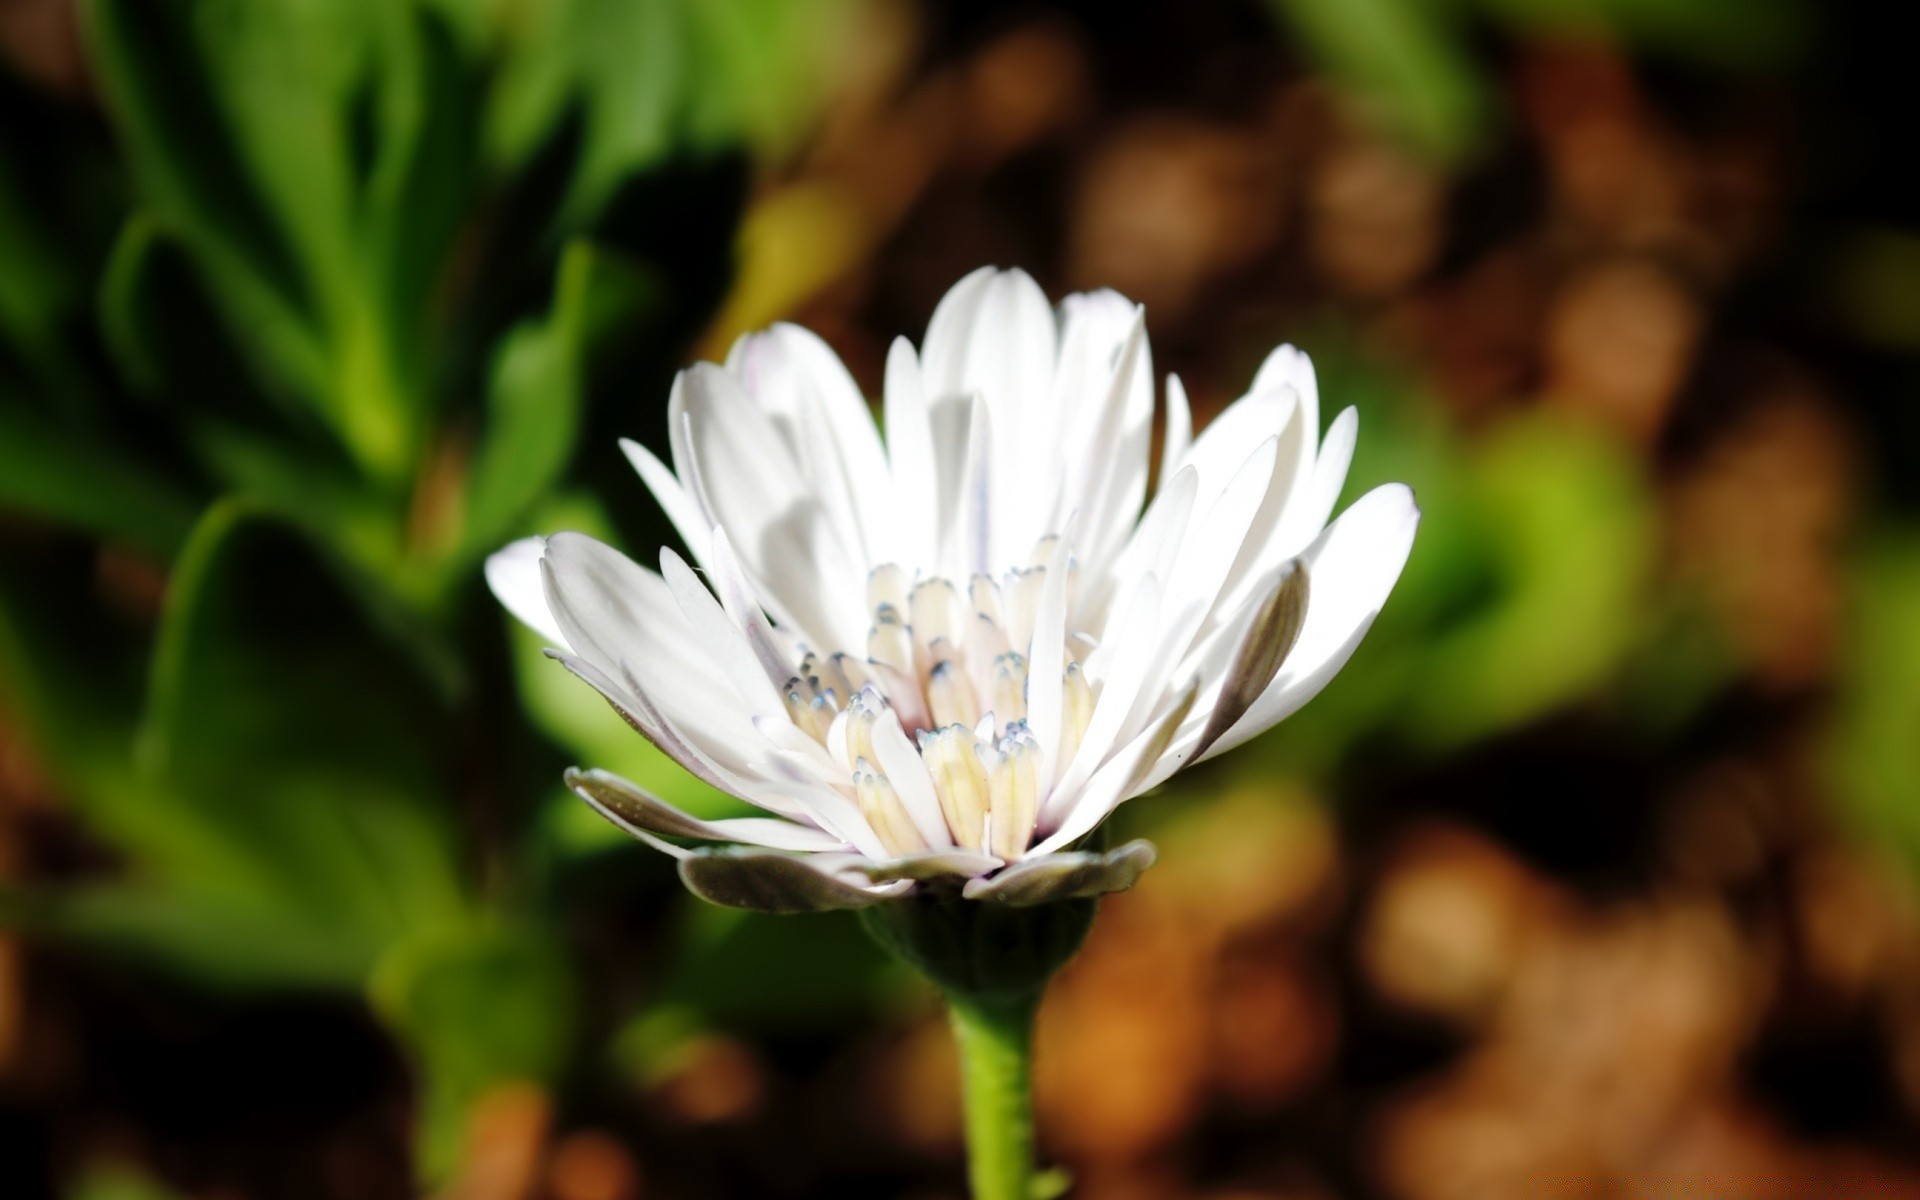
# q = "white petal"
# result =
<box><xmin>1032</xmin><ymin>684</ymin><xmax>1197</xmax><ymax>854</ymax></box>
<box><xmin>621</xmin><ymin>438</ymin><xmax>711</xmax><ymax>564</ymax></box>
<box><xmin>706</xmin><ymin>528</ymin><xmax>798</xmax><ymax>689</ymax></box>
<box><xmin>659</xmin><ymin>547</ymin><xmax>788</xmax><ymax>720</ymax></box>
<box><xmin>884</xmin><ymin>335</ymin><xmax>938</xmax><ymax>572</ymax></box>
<box><xmin>1160</xmin><ymin>373</ymin><xmax>1192</xmax><ymax>491</ymax></box>
<box><xmin>1054</xmin><ymin>301</ymin><xmax>1152</xmax><ymax>576</ymax></box>
<box><xmin>568</xmin><ymin>768</ymin><xmax>846</xmax><ymax>853</ymax></box>
<box><xmin>1250</xmin><ymin>343</ymin><xmax>1319</xmax><ymax>486</ymax></box>
<box><xmin>1025</xmin><ymin>534</ymin><xmax>1074</xmax><ymax>790</ymax></box>
<box><xmin>1195</xmin><ymin>482</ymin><xmax>1419</xmax><ymax>762</ymax></box>
<box><xmin>486</xmin><ymin>536</ymin><xmax>567</xmax><ymax>646</ymax></box>
<box><xmin>1044</xmin><ymin>573</ymin><xmax>1160</xmax><ymax>825</ymax></box>
<box><xmin>675</xmin><ymin>363</ymin><xmax>867</xmax><ymax>653</ymax></box>
<box><xmin>869</xmin><ymin>706</ymin><xmax>957</xmax><ymax>850</ymax></box>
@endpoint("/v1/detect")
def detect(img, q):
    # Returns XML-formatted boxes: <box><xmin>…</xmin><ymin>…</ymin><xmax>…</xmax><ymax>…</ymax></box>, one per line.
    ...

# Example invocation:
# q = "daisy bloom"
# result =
<box><xmin>488</xmin><ymin>267</ymin><xmax>1418</xmax><ymax>914</ymax></box>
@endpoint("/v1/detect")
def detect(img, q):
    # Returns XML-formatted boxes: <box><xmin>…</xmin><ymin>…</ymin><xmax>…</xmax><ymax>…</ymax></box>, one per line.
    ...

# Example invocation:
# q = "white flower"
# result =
<box><xmin>488</xmin><ymin>268</ymin><xmax>1419</xmax><ymax>912</ymax></box>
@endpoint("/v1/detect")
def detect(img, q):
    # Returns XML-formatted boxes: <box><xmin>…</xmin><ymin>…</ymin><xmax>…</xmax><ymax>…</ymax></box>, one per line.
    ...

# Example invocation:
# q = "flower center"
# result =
<box><xmin>776</xmin><ymin>541</ymin><xmax>1095</xmax><ymax>861</ymax></box>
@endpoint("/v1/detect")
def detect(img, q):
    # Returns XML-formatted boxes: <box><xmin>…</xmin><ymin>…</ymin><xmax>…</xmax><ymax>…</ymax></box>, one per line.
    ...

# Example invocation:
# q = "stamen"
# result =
<box><xmin>827</xmin><ymin>652</ymin><xmax>870</xmax><ymax>699</ymax></box>
<box><xmin>1059</xmin><ymin>661</ymin><xmax>1094</xmax><ymax>771</ymax></box>
<box><xmin>854</xmin><ymin>758</ymin><xmax>928</xmax><ymax>856</ymax></box>
<box><xmin>782</xmin><ymin>546</ymin><xmax>1097</xmax><ymax>850</ymax></box>
<box><xmin>991</xmin><ymin>652</ymin><xmax>1028</xmax><ymax>727</ymax></box>
<box><xmin>920</xmin><ymin>725</ymin><xmax>990</xmax><ymax>851</ymax></box>
<box><xmin>969</xmin><ymin>574</ymin><xmax>1003</xmax><ymax>627</ymax></box>
<box><xmin>783</xmin><ymin>675</ymin><xmax>838</xmax><ymax>744</ymax></box>
<box><xmin>868</xmin><ymin>563</ymin><xmax>909</xmax><ymax>617</ymax></box>
<box><xmin>987</xmin><ymin>726</ymin><xmax>1040</xmax><ymax>860</ymax></box>
<box><xmin>869</xmin><ymin>610</ymin><xmax>914</xmax><ymax>676</ymax></box>
<box><xmin>971</xmin><ymin>612</ymin><xmax>1011</xmax><ymax>664</ymax></box>
<box><xmin>870</xmin><ymin>659</ymin><xmax>931</xmax><ymax>735</ymax></box>
<box><xmin>909</xmin><ymin>578</ymin><xmax>964</xmax><ymax>649</ymax></box>
<box><xmin>844</xmin><ymin>687</ymin><xmax>884</xmax><ymax>768</ymax></box>
<box><xmin>927</xmin><ymin>659</ymin><xmax>982</xmax><ymax>730</ymax></box>
<box><xmin>1004</xmin><ymin>566</ymin><xmax>1045</xmax><ymax>652</ymax></box>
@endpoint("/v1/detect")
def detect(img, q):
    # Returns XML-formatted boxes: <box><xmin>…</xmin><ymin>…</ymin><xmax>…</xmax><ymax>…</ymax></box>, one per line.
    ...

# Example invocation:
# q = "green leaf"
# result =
<box><xmin>0</xmin><ymin>533</ymin><xmax>153</xmax><ymax>794</ymax></box>
<box><xmin>82</xmin><ymin>0</ymin><xmax>330</xmax><ymax>401</ymax></box>
<box><xmin>0</xmin><ymin>403</ymin><xmax>198</xmax><ymax>556</ymax></box>
<box><xmin>82</xmin><ymin>0</ymin><xmax>478</xmax><ymax>481</ymax></box>
<box><xmin>1403</xmin><ymin>413</ymin><xmax>1655</xmax><ymax>745</ymax></box>
<box><xmin>1267</xmin><ymin>0</ymin><xmax>1489</xmax><ymax>164</ymax></box>
<box><xmin>25</xmin><ymin>883</ymin><xmax>380</xmax><ymax>990</ymax></box>
<box><xmin>120</xmin><ymin>500</ymin><xmax>472</xmax><ymax>977</ymax></box>
<box><xmin>457</xmin><ymin>244</ymin><xmax>591</xmax><ymax>561</ymax></box>
<box><xmin>1829</xmin><ymin>533</ymin><xmax>1920</xmax><ymax>867</ymax></box>
<box><xmin>64</xmin><ymin>1163</ymin><xmax>190</xmax><ymax>1200</ymax></box>
<box><xmin>486</xmin><ymin>0</ymin><xmax>850</xmax><ymax>221</ymax></box>
<box><xmin>371</xmin><ymin>926</ymin><xmax>576</xmax><ymax>1179</ymax></box>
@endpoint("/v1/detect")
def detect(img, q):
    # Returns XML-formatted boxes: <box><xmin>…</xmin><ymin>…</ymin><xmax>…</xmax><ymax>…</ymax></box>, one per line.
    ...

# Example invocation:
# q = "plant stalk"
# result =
<box><xmin>946</xmin><ymin>989</ymin><xmax>1041</xmax><ymax>1200</ymax></box>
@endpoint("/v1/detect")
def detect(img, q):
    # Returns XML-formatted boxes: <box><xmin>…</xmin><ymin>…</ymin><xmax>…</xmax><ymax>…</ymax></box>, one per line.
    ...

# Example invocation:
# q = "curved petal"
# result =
<box><xmin>1195</xmin><ymin>482</ymin><xmax>1420</xmax><ymax>762</ymax></box>
<box><xmin>566</xmin><ymin>768</ymin><xmax>846</xmax><ymax>852</ymax></box>
<box><xmin>679</xmin><ymin>848</ymin><xmax>912</xmax><ymax>913</ymax></box>
<box><xmin>848</xmin><ymin>850</ymin><xmax>1002</xmax><ymax>883</ymax></box>
<box><xmin>961</xmin><ymin>839</ymin><xmax>1157</xmax><ymax>905</ymax></box>
<box><xmin>486</xmin><ymin>537</ymin><xmax>567</xmax><ymax>646</ymax></box>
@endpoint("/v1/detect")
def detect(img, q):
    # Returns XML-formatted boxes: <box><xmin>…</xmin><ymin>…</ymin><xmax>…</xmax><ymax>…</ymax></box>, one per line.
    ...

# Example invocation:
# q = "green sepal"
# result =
<box><xmin>858</xmin><ymin>888</ymin><xmax>1097</xmax><ymax>1006</ymax></box>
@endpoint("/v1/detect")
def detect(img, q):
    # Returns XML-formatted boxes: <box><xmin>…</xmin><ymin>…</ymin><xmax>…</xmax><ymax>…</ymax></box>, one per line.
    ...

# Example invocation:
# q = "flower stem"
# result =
<box><xmin>947</xmin><ymin>989</ymin><xmax>1041</xmax><ymax>1200</ymax></box>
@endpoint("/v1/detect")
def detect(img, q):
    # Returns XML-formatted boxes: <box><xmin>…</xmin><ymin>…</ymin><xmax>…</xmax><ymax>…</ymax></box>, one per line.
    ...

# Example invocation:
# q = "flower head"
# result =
<box><xmin>489</xmin><ymin>268</ymin><xmax>1418</xmax><ymax>912</ymax></box>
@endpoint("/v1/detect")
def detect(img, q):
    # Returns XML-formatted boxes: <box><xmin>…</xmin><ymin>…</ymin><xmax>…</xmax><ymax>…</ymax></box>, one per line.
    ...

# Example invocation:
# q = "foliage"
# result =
<box><xmin>0</xmin><ymin>0</ymin><xmax>844</xmax><ymax>1176</ymax></box>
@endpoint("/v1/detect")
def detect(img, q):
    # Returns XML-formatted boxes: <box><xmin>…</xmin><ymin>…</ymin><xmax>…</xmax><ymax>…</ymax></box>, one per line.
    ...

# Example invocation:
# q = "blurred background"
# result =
<box><xmin>4</xmin><ymin>0</ymin><xmax>1920</xmax><ymax>1196</ymax></box>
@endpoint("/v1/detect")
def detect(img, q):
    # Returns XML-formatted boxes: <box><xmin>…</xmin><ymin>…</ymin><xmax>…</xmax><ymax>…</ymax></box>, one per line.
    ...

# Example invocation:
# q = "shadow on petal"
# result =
<box><xmin>851</xmin><ymin>851</ymin><xmax>1003</xmax><ymax>884</ymax></box>
<box><xmin>680</xmin><ymin>848</ymin><xmax>912</xmax><ymax>913</ymax></box>
<box><xmin>961</xmin><ymin>839</ymin><xmax>1158</xmax><ymax>907</ymax></box>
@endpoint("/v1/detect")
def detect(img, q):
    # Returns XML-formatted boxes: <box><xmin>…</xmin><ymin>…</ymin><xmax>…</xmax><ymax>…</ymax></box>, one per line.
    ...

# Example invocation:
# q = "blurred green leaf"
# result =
<box><xmin>33</xmin><ymin>884</ymin><xmax>380</xmax><ymax>989</ymax></box>
<box><xmin>0</xmin><ymin>536</ymin><xmax>154</xmax><ymax>793</ymax></box>
<box><xmin>0</xmin><ymin>404</ymin><xmax>198</xmax><ymax>557</ymax></box>
<box><xmin>42</xmin><ymin>500</ymin><xmax>477</xmax><ymax>984</ymax></box>
<box><xmin>82</xmin><ymin>0</ymin><xmax>486</xmax><ymax>480</ymax></box>
<box><xmin>372</xmin><ymin>925</ymin><xmax>576</xmax><ymax>1178</ymax></box>
<box><xmin>647</xmin><ymin>905</ymin><xmax>895</xmax><ymax>1032</ymax></box>
<box><xmin>1480</xmin><ymin>0</ymin><xmax>1805</xmax><ymax>68</ymax></box>
<box><xmin>1405</xmin><ymin>413</ymin><xmax>1655</xmax><ymax>745</ymax></box>
<box><xmin>0</xmin><ymin>152</ymin><xmax>77</xmax><ymax>359</ymax></box>
<box><xmin>1267</xmin><ymin>0</ymin><xmax>1489</xmax><ymax>163</ymax></box>
<box><xmin>140</xmin><ymin>502</ymin><xmax>469</xmax><ymax>920</ymax></box>
<box><xmin>83</xmin><ymin>0</ymin><xmax>332</xmax><ymax>407</ymax></box>
<box><xmin>459</xmin><ymin>242</ymin><xmax>655</xmax><ymax>565</ymax></box>
<box><xmin>1829</xmin><ymin>532</ymin><xmax>1920</xmax><ymax>866</ymax></box>
<box><xmin>64</xmin><ymin>1164</ymin><xmax>189</xmax><ymax>1200</ymax></box>
<box><xmin>488</xmin><ymin>0</ymin><xmax>849</xmax><ymax>221</ymax></box>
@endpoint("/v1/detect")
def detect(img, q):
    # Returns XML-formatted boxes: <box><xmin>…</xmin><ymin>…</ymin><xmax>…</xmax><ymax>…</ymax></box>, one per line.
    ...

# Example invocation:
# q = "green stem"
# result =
<box><xmin>947</xmin><ymin>990</ymin><xmax>1040</xmax><ymax>1200</ymax></box>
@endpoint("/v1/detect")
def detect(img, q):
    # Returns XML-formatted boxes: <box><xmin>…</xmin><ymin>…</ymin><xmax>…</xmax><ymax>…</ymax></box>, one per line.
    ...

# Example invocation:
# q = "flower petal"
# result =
<box><xmin>869</xmin><ymin>706</ymin><xmax>958</xmax><ymax>849</ymax></box>
<box><xmin>1191</xmin><ymin>559</ymin><xmax>1310</xmax><ymax>759</ymax></box>
<box><xmin>961</xmin><ymin>839</ymin><xmax>1157</xmax><ymax>906</ymax></box>
<box><xmin>884</xmin><ymin>335</ymin><xmax>939</xmax><ymax>572</ymax></box>
<box><xmin>486</xmin><ymin>537</ymin><xmax>567</xmax><ymax>646</ymax></box>
<box><xmin>622</xmin><ymin>437</ymin><xmax>711</xmax><ymax>564</ymax></box>
<box><xmin>679</xmin><ymin>848</ymin><xmax>912</xmax><ymax>913</ymax></box>
<box><xmin>1160</xmin><ymin>373</ymin><xmax>1192</xmax><ymax>491</ymax></box>
<box><xmin>848</xmin><ymin>850</ymin><xmax>1003</xmax><ymax>883</ymax></box>
<box><xmin>1033</xmin><ymin>682</ymin><xmax>1197</xmax><ymax>854</ymax></box>
<box><xmin>1196</xmin><ymin>482</ymin><xmax>1419</xmax><ymax>762</ymax></box>
<box><xmin>566</xmin><ymin>767</ymin><xmax>846</xmax><ymax>852</ymax></box>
